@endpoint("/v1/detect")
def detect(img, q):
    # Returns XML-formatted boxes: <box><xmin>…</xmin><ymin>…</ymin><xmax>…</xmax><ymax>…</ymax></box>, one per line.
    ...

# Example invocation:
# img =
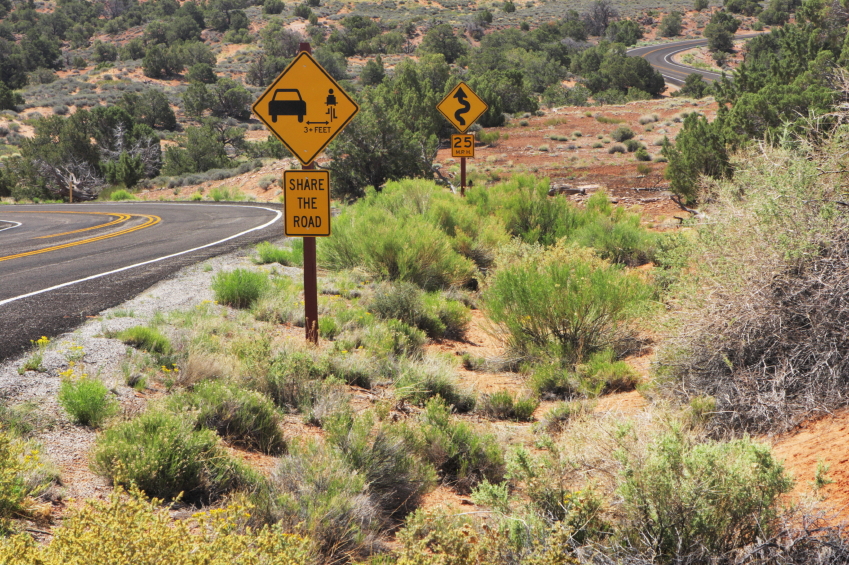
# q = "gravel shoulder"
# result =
<box><xmin>0</xmin><ymin>237</ymin><xmax>288</xmax><ymax>508</ymax></box>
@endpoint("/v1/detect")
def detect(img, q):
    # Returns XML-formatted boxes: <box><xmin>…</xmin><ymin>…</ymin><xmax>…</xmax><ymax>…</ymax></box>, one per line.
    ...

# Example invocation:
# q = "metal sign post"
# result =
<box><xmin>252</xmin><ymin>42</ymin><xmax>358</xmax><ymax>344</ymax></box>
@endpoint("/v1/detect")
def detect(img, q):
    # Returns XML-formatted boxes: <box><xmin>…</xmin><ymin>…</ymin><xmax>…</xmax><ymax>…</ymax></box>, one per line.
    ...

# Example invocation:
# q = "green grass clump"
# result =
<box><xmin>209</xmin><ymin>186</ymin><xmax>247</xmax><ymax>201</ymax></box>
<box><xmin>91</xmin><ymin>410</ymin><xmax>257</xmax><ymax>502</ymax></box>
<box><xmin>168</xmin><ymin>381</ymin><xmax>285</xmax><ymax>455</ymax></box>
<box><xmin>211</xmin><ymin>269</ymin><xmax>269</xmax><ymax>309</ymax></box>
<box><xmin>484</xmin><ymin>244</ymin><xmax>652</xmax><ymax>363</ymax></box>
<box><xmin>109</xmin><ymin>189</ymin><xmax>136</xmax><ymax>201</ymax></box>
<box><xmin>576</xmin><ymin>349</ymin><xmax>640</xmax><ymax>395</ymax></box>
<box><xmin>539</xmin><ymin>400</ymin><xmax>594</xmax><ymax>433</ymax></box>
<box><xmin>529</xmin><ymin>364</ymin><xmax>578</xmax><ymax>399</ymax></box>
<box><xmin>398</xmin><ymin>396</ymin><xmax>504</xmax><ymax>493</ymax></box>
<box><xmin>253</xmin><ymin>240</ymin><xmax>304</xmax><ymax>266</ymax></box>
<box><xmin>394</xmin><ymin>357</ymin><xmax>476</xmax><ymax>413</ymax></box>
<box><xmin>58</xmin><ymin>378</ymin><xmax>119</xmax><ymax>427</ymax></box>
<box><xmin>595</xmin><ymin>114</ymin><xmax>624</xmax><ymax>124</ymax></box>
<box><xmin>118</xmin><ymin>326</ymin><xmax>171</xmax><ymax>355</ymax></box>
<box><xmin>478</xmin><ymin>390</ymin><xmax>539</xmax><ymax>421</ymax></box>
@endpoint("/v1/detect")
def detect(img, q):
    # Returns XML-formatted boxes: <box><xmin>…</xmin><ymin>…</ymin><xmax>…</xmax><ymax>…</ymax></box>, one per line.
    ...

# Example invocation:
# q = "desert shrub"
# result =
<box><xmin>422</xmin><ymin>292</ymin><xmax>471</xmax><ymax>340</ymax></box>
<box><xmin>368</xmin><ymin>282</ymin><xmax>471</xmax><ymax>340</ymax></box>
<box><xmin>638</xmin><ymin>113</ymin><xmax>659</xmax><ymax>125</ymax></box>
<box><xmin>109</xmin><ymin>189</ymin><xmax>136</xmax><ymax>201</ymax></box>
<box><xmin>576</xmin><ymin>348</ymin><xmax>640</xmax><ymax>395</ymax></box>
<box><xmin>58</xmin><ymin>378</ymin><xmax>119</xmax><ymax>428</ymax></box>
<box><xmin>529</xmin><ymin>364</ymin><xmax>579</xmax><ymax>399</ymax></box>
<box><xmin>0</xmin><ymin>430</ymin><xmax>27</xmax><ymax>533</ymax></box>
<box><xmin>398</xmin><ymin>396</ymin><xmax>504</xmax><ymax>493</ymax></box>
<box><xmin>324</xmin><ymin>412</ymin><xmax>436</xmax><ymax>521</ymax></box>
<box><xmin>539</xmin><ymin>400</ymin><xmax>594</xmax><ymax>433</ymax></box>
<box><xmin>611</xmin><ymin>126</ymin><xmax>635</xmax><ymax>142</ymax></box>
<box><xmin>394</xmin><ymin>356</ymin><xmax>475</xmax><ymax>412</ymax></box>
<box><xmin>269</xmin><ymin>439</ymin><xmax>378</xmax><ymax>561</ymax></box>
<box><xmin>211</xmin><ymin>269</ymin><xmax>269</xmax><ymax>309</ymax></box>
<box><xmin>617</xmin><ymin>427</ymin><xmax>792</xmax><ymax>561</ymax></box>
<box><xmin>253</xmin><ymin>240</ymin><xmax>303</xmax><ymax>266</ymax></box>
<box><xmin>468</xmin><ymin>175</ymin><xmax>581</xmax><ymax>246</ymax></box>
<box><xmin>478</xmin><ymin>390</ymin><xmax>539</xmax><ymax>421</ymax></box>
<box><xmin>608</xmin><ymin>144</ymin><xmax>626</xmax><ymax>154</ymax></box>
<box><xmin>91</xmin><ymin>410</ymin><xmax>257</xmax><ymax>502</ymax></box>
<box><xmin>118</xmin><ymin>326</ymin><xmax>171</xmax><ymax>355</ymax></box>
<box><xmin>483</xmin><ymin>244</ymin><xmax>652</xmax><ymax>363</ymax></box>
<box><xmin>623</xmin><ymin>139</ymin><xmax>641</xmax><ymax>152</ymax></box>
<box><xmin>0</xmin><ymin>486</ymin><xmax>313</xmax><ymax>564</ymax></box>
<box><xmin>209</xmin><ymin>186</ymin><xmax>247</xmax><ymax>201</ymax></box>
<box><xmin>635</xmin><ymin>147</ymin><xmax>651</xmax><ymax>161</ymax></box>
<box><xmin>321</xmin><ymin>207</ymin><xmax>475</xmax><ymax>291</ymax></box>
<box><xmin>168</xmin><ymin>381</ymin><xmax>285</xmax><ymax>455</ymax></box>
<box><xmin>659</xmin><ymin>140</ymin><xmax>849</xmax><ymax>434</ymax></box>
<box><xmin>572</xmin><ymin>192</ymin><xmax>657</xmax><ymax>266</ymax></box>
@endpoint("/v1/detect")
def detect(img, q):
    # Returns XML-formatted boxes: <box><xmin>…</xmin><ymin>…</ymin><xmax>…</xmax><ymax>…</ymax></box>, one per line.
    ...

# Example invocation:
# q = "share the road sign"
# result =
<box><xmin>283</xmin><ymin>170</ymin><xmax>331</xmax><ymax>236</ymax></box>
<box><xmin>437</xmin><ymin>82</ymin><xmax>488</xmax><ymax>133</ymax></box>
<box><xmin>252</xmin><ymin>52</ymin><xmax>359</xmax><ymax>165</ymax></box>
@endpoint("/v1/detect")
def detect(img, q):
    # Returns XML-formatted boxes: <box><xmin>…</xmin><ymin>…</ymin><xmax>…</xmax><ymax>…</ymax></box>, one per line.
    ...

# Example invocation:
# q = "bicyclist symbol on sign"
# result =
<box><xmin>325</xmin><ymin>89</ymin><xmax>337</xmax><ymax>123</ymax></box>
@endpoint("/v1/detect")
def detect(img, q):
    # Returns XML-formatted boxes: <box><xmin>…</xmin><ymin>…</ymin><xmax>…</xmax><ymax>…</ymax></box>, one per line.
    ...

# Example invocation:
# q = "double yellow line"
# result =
<box><xmin>0</xmin><ymin>211</ymin><xmax>161</xmax><ymax>263</ymax></box>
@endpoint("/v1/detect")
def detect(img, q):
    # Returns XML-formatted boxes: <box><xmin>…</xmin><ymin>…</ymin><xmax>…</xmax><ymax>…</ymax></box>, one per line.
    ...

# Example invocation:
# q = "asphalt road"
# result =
<box><xmin>628</xmin><ymin>34</ymin><xmax>759</xmax><ymax>86</ymax></box>
<box><xmin>0</xmin><ymin>202</ymin><xmax>282</xmax><ymax>361</ymax></box>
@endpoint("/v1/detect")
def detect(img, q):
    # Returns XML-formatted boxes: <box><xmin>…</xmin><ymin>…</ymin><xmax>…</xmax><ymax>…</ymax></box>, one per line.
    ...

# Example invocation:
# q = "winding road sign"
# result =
<box><xmin>252</xmin><ymin>52</ymin><xmax>359</xmax><ymax>165</ymax></box>
<box><xmin>437</xmin><ymin>82</ymin><xmax>488</xmax><ymax>133</ymax></box>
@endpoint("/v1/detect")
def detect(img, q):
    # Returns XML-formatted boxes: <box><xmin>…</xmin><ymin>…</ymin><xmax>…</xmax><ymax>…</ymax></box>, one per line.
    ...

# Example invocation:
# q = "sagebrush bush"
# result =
<box><xmin>611</xmin><ymin>126</ymin><xmax>635</xmax><ymax>142</ymax></box>
<box><xmin>118</xmin><ymin>326</ymin><xmax>171</xmax><ymax>354</ymax></box>
<box><xmin>659</xmin><ymin>140</ymin><xmax>849</xmax><ymax>434</ymax></box>
<box><xmin>484</xmin><ymin>244</ymin><xmax>651</xmax><ymax>363</ymax></box>
<box><xmin>168</xmin><ymin>381</ymin><xmax>285</xmax><ymax>455</ymax></box>
<box><xmin>91</xmin><ymin>410</ymin><xmax>257</xmax><ymax>502</ymax></box>
<box><xmin>617</xmin><ymin>427</ymin><xmax>792</xmax><ymax>560</ymax></box>
<box><xmin>0</xmin><ymin>486</ymin><xmax>313</xmax><ymax>564</ymax></box>
<box><xmin>269</xmin><ymin>438</ymin><xmax>388</xmax><ymax>561</ymax></box>
<box><xmin>211</xmin><ymin>269</ymin><xmax>269</xmax><ymax>309</ymax></box>
<box><xmin>398</xmin><ymin>396</ymin><xmax>504</xmax><ymax>493</ymax></box>
<box><xmin>368</xmin><ymin>282</ymin><xmax>471</xmax><ymax>340</ymax></box>
<box><xmin>478</xmin><ymin>390</ymin><xmax>538</xmax><ymax>421</ymax></box>
<box><xmin>319</xmin><ymin>180</ymin><xmax>478</xmax><ymax>290</ymax></box>
<box><xmin>394</xmin><ymin>356</ymin><xmax>475</xmax><ymax>412</ymax></box>
<box><xmin>58</xmin><ymin>377</ymin><xmax>119</xmax><ymax>427</ymax></box>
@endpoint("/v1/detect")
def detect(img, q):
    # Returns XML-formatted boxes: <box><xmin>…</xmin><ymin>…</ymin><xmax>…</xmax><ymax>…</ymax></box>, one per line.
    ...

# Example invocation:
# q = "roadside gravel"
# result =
<box><xmin>0</xmin><ymin>237</ymin><xmax>290</xmax><ymax>504</ymax></box>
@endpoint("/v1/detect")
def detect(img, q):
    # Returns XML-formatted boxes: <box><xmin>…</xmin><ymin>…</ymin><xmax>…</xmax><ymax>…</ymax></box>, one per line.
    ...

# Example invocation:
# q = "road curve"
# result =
<box><xmin>628</xmin><ymin>34</ymin><xmax>759</xmax><ymax>86</ymax></box>
<box><xmin>0</xmin><ymin>202</ymin><xmax>282</xmax><ymax>361</ymax></box>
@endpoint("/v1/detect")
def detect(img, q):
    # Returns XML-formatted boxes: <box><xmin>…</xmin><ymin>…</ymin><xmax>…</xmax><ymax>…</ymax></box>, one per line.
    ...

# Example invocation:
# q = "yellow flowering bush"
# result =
<box><xmin>0</xmin><ymin>487</ymin><xmax>315</xmax><ymax>565</ymax></box>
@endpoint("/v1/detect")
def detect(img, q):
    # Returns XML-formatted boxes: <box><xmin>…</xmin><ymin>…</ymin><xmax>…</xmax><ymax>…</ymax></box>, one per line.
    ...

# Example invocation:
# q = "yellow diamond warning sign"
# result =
<box><xmin>437</xmin><ymin>82</ymin><xmax>488</xmax><ymax>134</ymax></box>
<box><xmin>283</xmin><ymin>170</ymin><xmax>331</xmax><ymax>237</ymax></box>
<box><xmin>252</xmin><ymin>52</ymin><xmax>359</xmax><ymax>165</ymax></box>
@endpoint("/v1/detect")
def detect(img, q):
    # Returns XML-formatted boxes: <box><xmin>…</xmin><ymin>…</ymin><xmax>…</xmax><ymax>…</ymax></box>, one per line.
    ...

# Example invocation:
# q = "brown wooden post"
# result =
<box><xmin>460</xmin><ymin>157</ymin><xmax>466</xmax><ymax>197</ymax></box>
<box><xmin>297</xmin><ymin>42</ymin><xmax>319</xmax><ymax>345</ymax></box>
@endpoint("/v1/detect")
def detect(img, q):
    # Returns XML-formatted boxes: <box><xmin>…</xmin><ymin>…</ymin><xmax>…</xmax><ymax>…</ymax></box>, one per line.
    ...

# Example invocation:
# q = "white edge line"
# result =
<box><xmin>0</xmin><ymin>221</ymin><xmax>22</xmax><ymax>233</ymax></box>
<box><xmin>0</xmin><ymin>204</ymin><xmax>282</xmax><ymax>307</ymax></box>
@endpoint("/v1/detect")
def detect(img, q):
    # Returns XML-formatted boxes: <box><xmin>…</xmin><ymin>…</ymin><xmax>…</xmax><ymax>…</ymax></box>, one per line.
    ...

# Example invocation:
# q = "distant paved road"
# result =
<box><xmin>0</xmin><ymin>202</ymin><xmax>282</xmax><ymax>361</ymax></box>
<box><xmin>628</xmin><ymin>34</ymin><xmax>759</xmax><ymax>86</ymax></box>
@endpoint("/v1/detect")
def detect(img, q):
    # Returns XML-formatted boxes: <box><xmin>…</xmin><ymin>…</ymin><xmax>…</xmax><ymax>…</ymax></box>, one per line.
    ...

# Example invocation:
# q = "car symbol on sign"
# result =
<box><xmin>268</xmin><ymin>89</ymin><xmax>306</xmax><ymax>123</ymax></box>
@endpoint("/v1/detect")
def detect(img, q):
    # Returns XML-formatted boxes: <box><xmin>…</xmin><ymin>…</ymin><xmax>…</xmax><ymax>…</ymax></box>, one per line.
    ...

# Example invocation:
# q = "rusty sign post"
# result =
<box><xmin>252</xmin><ymin>42</ymin><xmax>358</xmax><ymax>344</ymax></box>
<box><xmin>437</xmin><ymin>83</ymin><xmax>488</xmax><ymax>197</ymax></box>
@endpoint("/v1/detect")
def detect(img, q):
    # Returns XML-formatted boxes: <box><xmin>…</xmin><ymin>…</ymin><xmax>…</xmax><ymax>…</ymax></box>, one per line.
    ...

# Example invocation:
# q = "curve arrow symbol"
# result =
<box><xmin>453</xmin><ymin>87</ymin><xmax>471</xmax><ymax>126</ymax></box>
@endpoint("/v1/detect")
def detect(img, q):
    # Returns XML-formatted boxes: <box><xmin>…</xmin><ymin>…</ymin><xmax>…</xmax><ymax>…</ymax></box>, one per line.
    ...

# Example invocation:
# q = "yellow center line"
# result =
<box><xmin>0</xmin><ymin>211</ymin><xmax>133</xmax><ymax>239</ymax></box>
<box><xmin>0</xmin><ymin>214</ymin><xmax>161</xmax><ymax>263</ymax></box>
<box><xmin>36</xmin><ymin>213</ymin><xmax>132</xmax><ymax>239</ymax></box>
